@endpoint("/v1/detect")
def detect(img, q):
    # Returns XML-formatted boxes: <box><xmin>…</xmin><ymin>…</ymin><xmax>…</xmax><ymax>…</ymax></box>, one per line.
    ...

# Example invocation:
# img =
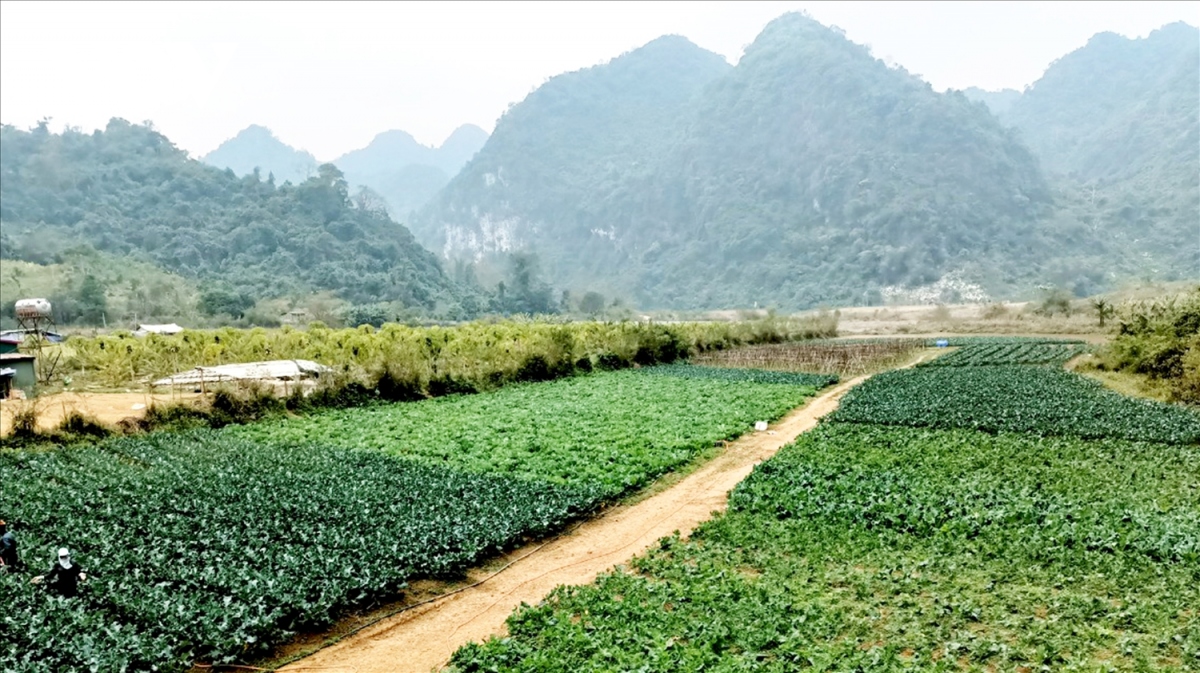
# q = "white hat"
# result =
<box><xmin>57</xmin><ymin>547</ymin><xmax>70</xmax><ymax>557</ymax></box>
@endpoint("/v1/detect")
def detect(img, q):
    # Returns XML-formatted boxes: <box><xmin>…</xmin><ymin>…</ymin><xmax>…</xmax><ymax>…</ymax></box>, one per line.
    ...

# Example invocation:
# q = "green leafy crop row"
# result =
<box><xmin>634</xmin><ymin>363</ymin><xmax>839</xmax><ymax>388</ymax></box>
<box><xmin>451</xmin><ymin>340</ymin><xmax>1200</xmax><ymax>672</ymax></box>
<box><xmin>452</xmin><ymin>424</ymin><xmax>1200</xmax><ymax>672</ymax></box>
<box><xmin>923</xmin><ymin>341</ymin><xmax>1086</xmax><ymax>367</ymax></box>
<box><xmin>831</xmin><ymin>365</ymin><xmax>1200</xmax><ymax>444</ymax></box>
<box><xmin>227</xmin><ymin>369</ymin><xmax>824</xmax><ymax>498</ymax></box>
<box><xmin>1</xmin><ymin>433</ymin><xmax>597</xmax><ymax>671</ymax></box>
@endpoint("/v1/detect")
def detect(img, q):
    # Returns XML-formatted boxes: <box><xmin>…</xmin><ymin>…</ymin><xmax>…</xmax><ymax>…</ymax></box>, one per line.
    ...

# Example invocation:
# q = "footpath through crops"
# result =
<box><xmin>0</xmin><ymin>366</ymin><xmax>829</xmax><ymax>672</ymax></box>
<box><xmin>451</xmin><ymin>339</ymin><xmax>1200</xmax><ymax>672</ymax></box>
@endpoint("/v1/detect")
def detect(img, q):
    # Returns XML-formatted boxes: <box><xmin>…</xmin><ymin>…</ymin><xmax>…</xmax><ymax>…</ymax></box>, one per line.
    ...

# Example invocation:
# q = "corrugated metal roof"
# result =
<box><xmin>152</xmin><ymin>359</ymin><xmax>330</xmax><ymax>387</ymax></box>
<box><xmin>0</xmin><ymin>330</ymin><xmax>63</xmax><ymax>343</ymax></box>
<box><xmin>134</xmin><ymin>323</ymin><xmax>185</xmax><ymax>336</ymax></box>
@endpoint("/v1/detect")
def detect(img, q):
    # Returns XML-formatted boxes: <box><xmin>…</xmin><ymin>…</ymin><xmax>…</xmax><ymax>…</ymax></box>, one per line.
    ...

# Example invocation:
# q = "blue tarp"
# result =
<box><xmin>0</xmin><ymin>330</ymin><xmax>63</xmax><ymax>344</ymax></box>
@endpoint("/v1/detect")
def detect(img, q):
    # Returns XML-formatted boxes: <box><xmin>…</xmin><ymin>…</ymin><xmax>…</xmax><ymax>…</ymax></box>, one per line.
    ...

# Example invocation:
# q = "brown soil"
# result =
<box><xmin>0</xmin><ymin>391</ymin><xmax>203</xmax><ymax>436</ymax></box>
<box><xmin>279</xmin><ymin>374</ymin><xmax>870</xmax><ymax>673</ymax></box>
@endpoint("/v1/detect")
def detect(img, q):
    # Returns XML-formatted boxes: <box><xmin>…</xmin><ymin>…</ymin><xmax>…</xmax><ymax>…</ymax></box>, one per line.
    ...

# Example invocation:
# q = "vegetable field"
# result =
<box><xmin>0</xmin><ymin>366</ymin><xmax>829</xmax><ymax>671</ymax></box>
<box><xmin>451</xmin><ymin>340</ymin><xmax>1200</xmax><ymax>672</ymax></box>
<box><xmin>924</xmin><ymin>340</ymin><xmax>1086</xmax><ymax>367</ymax></box>
<box><xmin>228</xmin><ymin>368</ymin><xmax>825</xmax><ymax>497</ymax></box>
<box><xmin>632</xmin><ymin>363</ymin><xmax>838</xmax><ymax>388</ymax></box>
<box><xmin>3</xmin><ymin>435</ymin><xmax>596</xmax><ymax>671</ymax></box>
<box><xmin>831</xmin><ymin>365</ymin><xmax>1200</xmax><ymax>443</ymax></box>
<box><xmin>453</xmin><ymin>425</ymin><xmax>1200</xmax><ymax>672</ymax></box>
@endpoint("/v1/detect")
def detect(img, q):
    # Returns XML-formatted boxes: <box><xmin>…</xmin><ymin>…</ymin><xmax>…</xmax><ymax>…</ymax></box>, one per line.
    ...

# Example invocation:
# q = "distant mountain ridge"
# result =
<box><xmin>962</xmin><ymin>87</ymin><xmax>1020</xmax><ymax>117</ymax></box>
<box><xmin>202</xmin><ymin>124</ymin><xmax>489</xmax><ymax>221</ymax></box>
<box><xmin>1005</xmin><ymin>21</ymin><xmax>1199</xmax><ymax>182</ymax></box>
<box><xmin>2</xmin><ymin>119</ymin><xmax>462</xmax><ymax>310</ymax></box>
<box><xmin>1002</xmin><ymin>22</ymin><xmax>1199</xmax><ymax>287</ymax></box>
<box><xmin>331</xmin><ymin>124</ymin><xmax>489</xmax><ymax>219</ymax></box>
<box><xmin>201</xmin><ymin>125</ymin><xmax>318</xmax><ymax>185</ymax></box>
<box><xmin>333</xmin><ymin>125</ymin><xmax>489</xmax><ymax>178</ymax></box>
<box><xmin>416</xmin><ymin>16</ymin><xmax>1073</xmax><ymax>309</ymax></box>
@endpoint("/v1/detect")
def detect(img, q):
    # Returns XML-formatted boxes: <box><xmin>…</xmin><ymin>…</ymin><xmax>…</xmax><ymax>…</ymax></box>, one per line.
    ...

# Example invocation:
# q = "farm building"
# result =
<box><xmin>0</xmin><ymin>329</ymin><xmax>64</xmax><ymax>344</ymax></box>
<box><xmin>133</xmin><ymin>323</ymin><xmax>185</xmax><ymax>337</ymax></box>
<box><xmin>0</xmin><ymin>353</ymin><xmax>37</xmax><ymax>397</ymax></box>
<box><xmin>152</xmin><ymin>359</ymin><xmax>330</xmax><ymax>394</ymax></box>
<box><xmin>280</xmin><ymin>308</ymin><xmax>312</xmax><ymax>326</ymax></box>
<box><xmin>0</xmin><ymin>335</ymin><xmax>19</xmax><ymax>354</ymax></box>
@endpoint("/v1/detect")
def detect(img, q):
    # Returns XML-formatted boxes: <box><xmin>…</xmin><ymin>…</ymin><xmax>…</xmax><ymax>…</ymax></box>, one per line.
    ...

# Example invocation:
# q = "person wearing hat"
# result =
<box><xmin>0</xmin><ymin>520</ymin><xmax>21</xmax><ymax>572</ymax></box>
<box><xmin>31</xmin><ymin>547</ymin><xmax>87</xmax><ymax>597</ymax></box>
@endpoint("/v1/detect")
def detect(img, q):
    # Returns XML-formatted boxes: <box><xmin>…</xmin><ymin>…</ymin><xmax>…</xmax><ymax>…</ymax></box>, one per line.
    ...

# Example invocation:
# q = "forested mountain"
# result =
<box><xmin>334</xmin><ymin>125</ymin><xmax>488</xmax><ymax>178</ymax></box>
<box><xmin>417</xmin><ymin>16</ymin><xmax>1066</xmax><ymax>308</ymax></box>
<box><xmin>202</xmin><ymin>124</ymin><xmax>489</xmax><ymax>223</ymax></box>
<box><xmin>1005</xmin><ymin>22</ymin><xmax>1198</xmax><ymax>181</ymax></box>
<box><xmin>435</xmin><ymin>124</ymin><xmax>492</xmax><ymax>174</ymax></box>
<box><xmin>962</xmin><ymin>87</ymin><xmax>1020</xmax><ymax>117</ymax></box>
<box><xmin>331</xmin><ymin>125</ymin><xmax>489</xmax><ymax>220</ymax></box>
<box><xmin>4</xmin><ymin>16</ymin><xmax>1192</xmax><ymax>320</ymax></box>
<box><xmin>411</xmin><ymin>35</ymin><xmax>733</xmax><ymax>298</ymax></box>
<box><xmin>638</xmin><ymin>15</ymin><xmax>1061</xmax><ymax>308</ymax></box>
<box><xmin>1003</xmin><ymin>22</ymin><xmax>1199</xmax><ymax>286</ymax></box>
<box><xmin>201</xmin><ymin>125</ymin><xmax>318</xmax><ymax>185</ymax></box>
<box><xmin>0</xmin><ymin>120</ymin><xmax>460</xmax><ymax>313</ymax></box>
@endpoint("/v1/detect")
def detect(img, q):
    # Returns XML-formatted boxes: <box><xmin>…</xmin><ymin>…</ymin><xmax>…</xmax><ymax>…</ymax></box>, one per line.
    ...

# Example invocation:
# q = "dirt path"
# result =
<box><xmin>0</xmin><ymin>391</ymin><xmax>203</xmax><ymax>435</ymax></box>
<box><xmin>281</xmin><ymin>374</ymin><xmax>869</xmax><ymax>673</ymax></box>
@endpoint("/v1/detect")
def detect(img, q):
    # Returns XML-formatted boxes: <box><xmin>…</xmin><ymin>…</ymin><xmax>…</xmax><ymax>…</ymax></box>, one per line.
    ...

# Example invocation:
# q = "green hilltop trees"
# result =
<box><xmin>0</xmin><ymin>120</ymin><xmax>465</xmax><ymax>316</ymax></box>
<box><xmin>416</xmin><ymin>14</ymin><xmax>1198</xmax><ymax>310</ymax></box>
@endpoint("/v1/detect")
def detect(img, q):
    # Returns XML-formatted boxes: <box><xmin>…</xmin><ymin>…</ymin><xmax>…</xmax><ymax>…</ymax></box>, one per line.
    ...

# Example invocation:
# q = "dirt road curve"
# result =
<box><xmin>281</xmin><ymin>375</ymin><xmax>867</xmax><ymax>673</ymax></box>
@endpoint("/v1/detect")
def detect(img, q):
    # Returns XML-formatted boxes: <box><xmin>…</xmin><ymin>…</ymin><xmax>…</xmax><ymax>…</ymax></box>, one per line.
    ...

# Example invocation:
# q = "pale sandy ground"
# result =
<box><xmin>0</xmin><ymin>391</ymin><xmax>202</xmax><ymax>436</ymax></box>
<box><xmin>278</xmin><ymin>353</ymin><xmax>949</xmax><ymax>673</ymax></box>
<box><xmin>833</xmin><ymin>302</ymin><xmax>1025</xmax><ymax>332</ymax></box>
<box><xmin>826</xmin><ymin>302</ymin><xmax>1109</xmax><ymax>343</ymax></box>
<box><xmin>677</xmin><ymin>302</ymin><xmax>1107</xmax><ymax>342</ymax></box>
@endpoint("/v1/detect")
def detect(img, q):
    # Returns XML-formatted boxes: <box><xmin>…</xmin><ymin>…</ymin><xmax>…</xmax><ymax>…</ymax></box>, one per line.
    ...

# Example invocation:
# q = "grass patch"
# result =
<box><xmin>1071</xmin><ymin>356</ymin><xmax>1176</xmax><ymax>404</ymax></box>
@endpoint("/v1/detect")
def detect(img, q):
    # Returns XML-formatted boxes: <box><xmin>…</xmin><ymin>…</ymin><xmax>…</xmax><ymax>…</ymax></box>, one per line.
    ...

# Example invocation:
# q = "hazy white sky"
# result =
<box><xmin>1</xmin><ymin>1</ymin><xmax>1196</xmax><ymax>160</ymax></box>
